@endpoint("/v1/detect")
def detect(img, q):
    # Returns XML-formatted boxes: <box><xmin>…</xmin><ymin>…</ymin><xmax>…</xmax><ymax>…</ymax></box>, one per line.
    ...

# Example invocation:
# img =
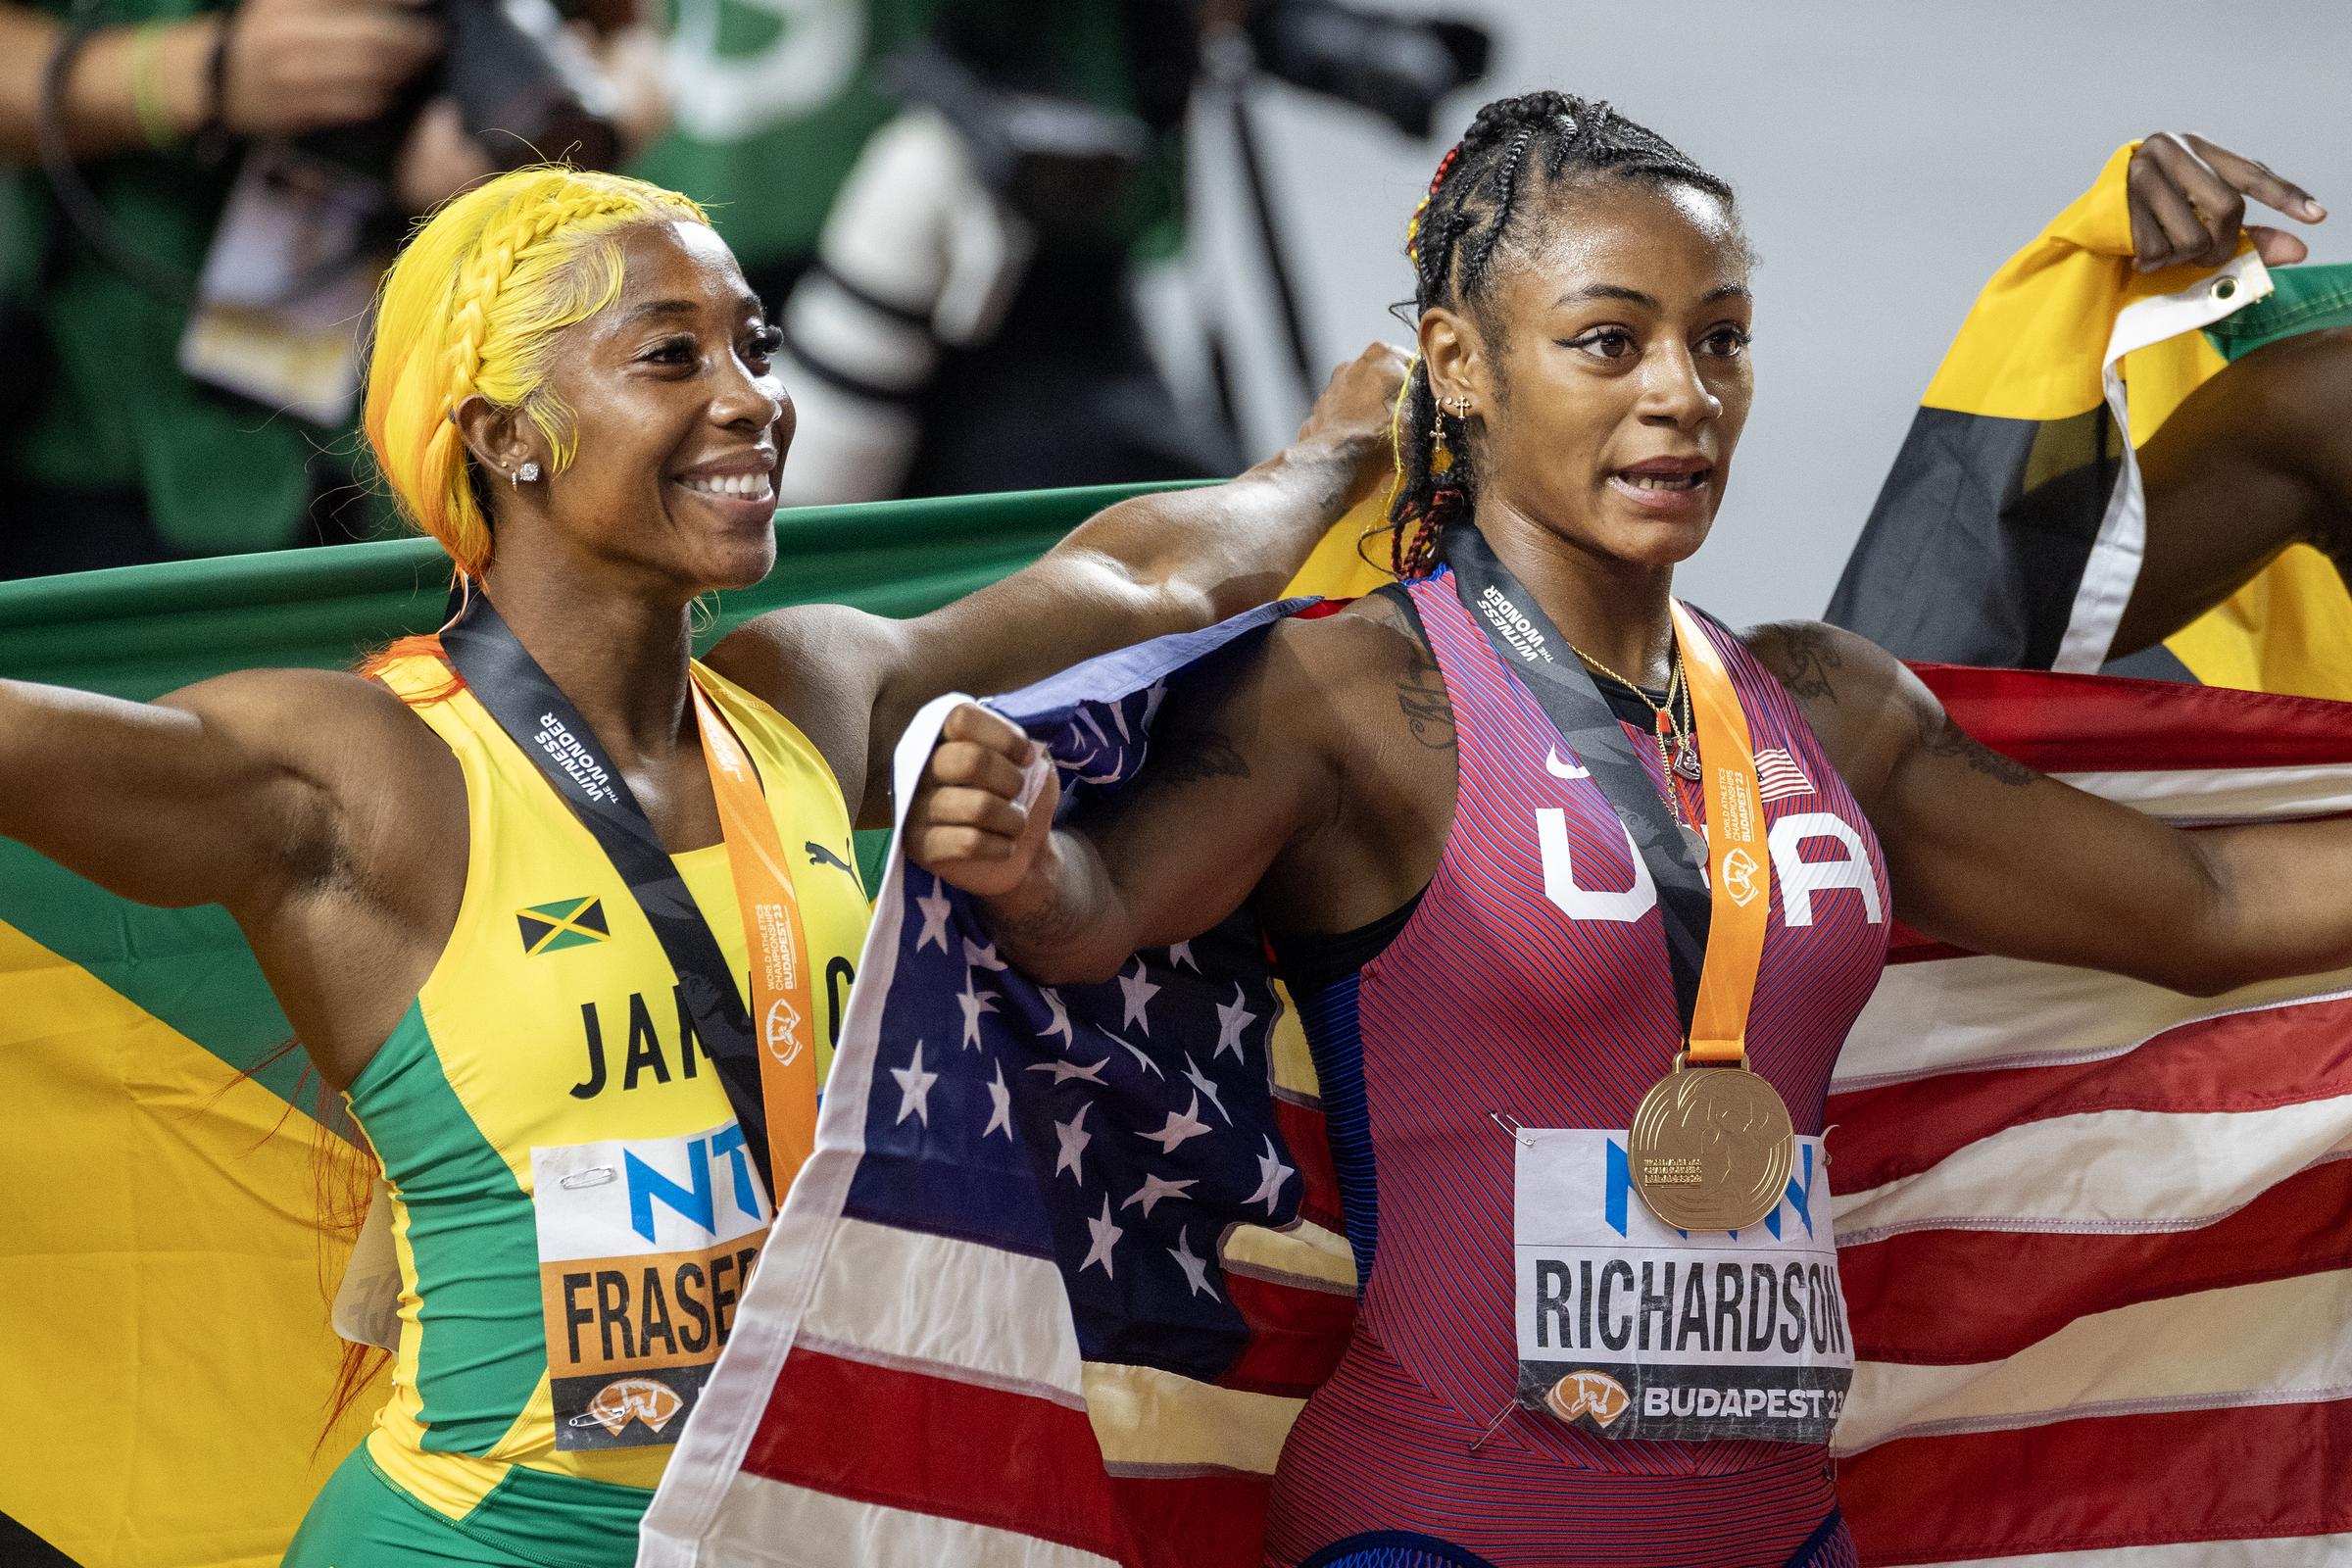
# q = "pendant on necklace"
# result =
<box><xmin>1671</xmin><ymin>740</ymin><xmax>1702</xmax><ymax>781</ymax></box>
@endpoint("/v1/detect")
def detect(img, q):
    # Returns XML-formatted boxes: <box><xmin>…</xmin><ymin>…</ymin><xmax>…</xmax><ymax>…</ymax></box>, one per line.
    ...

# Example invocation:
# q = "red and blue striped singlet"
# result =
<box><xmin>1264</xmin><ymin>571</ymin><xmax>1889</xmax><ymax>1568</ymax></box>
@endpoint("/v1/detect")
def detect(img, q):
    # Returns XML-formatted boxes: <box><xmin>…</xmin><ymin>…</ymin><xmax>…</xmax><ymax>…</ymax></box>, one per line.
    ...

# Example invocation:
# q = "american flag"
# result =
<box><xmin>637</xmin><ymin>604</ymin><xmax>1358</xmax><ymax>1568</ymax></box>
<box><xmin>1833</xmin><ymin>663</ymin><xmax>2352</xmax><ymax>1566</ymax></box>
<box><xmin>640</xmin><ymin>624</ymin><xmax>2352</xmax><ymax>1567</ymax></box>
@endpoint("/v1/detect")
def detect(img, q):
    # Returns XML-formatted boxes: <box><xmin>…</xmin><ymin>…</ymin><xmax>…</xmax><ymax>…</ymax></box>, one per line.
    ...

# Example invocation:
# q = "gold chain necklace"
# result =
<box><xmin>1560</xmin><ymin>635</ymin><xmax>1703</xmax><ymax>804</ymax></box>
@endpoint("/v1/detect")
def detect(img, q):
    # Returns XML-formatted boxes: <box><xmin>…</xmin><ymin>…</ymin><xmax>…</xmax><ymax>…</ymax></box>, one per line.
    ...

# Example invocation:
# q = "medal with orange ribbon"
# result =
<box><xmin>1446</xmin><ymin>532</ymin><xmax>1792</xmax><ymax>1234</ymax></box>
<box><xmin>1627</xmin><ymin>611</ymin><xmax>1788</xmax><ymax>1241</ymax></box>
<box><xmin>1622</xmin><ymin>602</ymin><xmax>1792</xmax><ymax>1232</ymax></box>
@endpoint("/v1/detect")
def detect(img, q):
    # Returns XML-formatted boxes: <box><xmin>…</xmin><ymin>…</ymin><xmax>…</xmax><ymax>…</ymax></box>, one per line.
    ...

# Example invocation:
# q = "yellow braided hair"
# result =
<box><xmin>365</xmin><ymin>168</ymin><xmax>709</xmax><ymax>579</ymax></box>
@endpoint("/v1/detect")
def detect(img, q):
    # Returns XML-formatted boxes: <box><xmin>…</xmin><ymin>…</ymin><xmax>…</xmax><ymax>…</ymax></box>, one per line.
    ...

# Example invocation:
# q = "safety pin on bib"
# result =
<box><xmin>1487</xmin><ymin>1111</ymin><xmax>1535</xmax><ymax>1148</ymax></box>
<box><xmin>1467</xmin><ymin>1396</ymin><xmax>1519</xmax><ymax>1453</ymax></box>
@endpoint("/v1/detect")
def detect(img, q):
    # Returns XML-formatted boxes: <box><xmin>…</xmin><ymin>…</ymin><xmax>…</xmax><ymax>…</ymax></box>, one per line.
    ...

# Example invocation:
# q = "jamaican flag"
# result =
<box><xmin>0</xmin><ymin>483</ymin><xmax>1387</xmax><ymax>1568</ymax></box>
<box><xmin>1828</xmin><ymin>142</ymin><xmax>2352</xmax><ymax>694</ymax></box>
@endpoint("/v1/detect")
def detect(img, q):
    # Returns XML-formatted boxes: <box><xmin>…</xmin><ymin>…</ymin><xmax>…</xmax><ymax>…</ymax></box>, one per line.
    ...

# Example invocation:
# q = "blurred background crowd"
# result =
<box><xmin>4</xmin><ymin>0</ymin><xmax>2349</xmax><ymax>627</ymax></box>
<box><xmin>0</xmin><ymin>0</ymin><xmax>1486</xmax><ymax>579</ymax></box>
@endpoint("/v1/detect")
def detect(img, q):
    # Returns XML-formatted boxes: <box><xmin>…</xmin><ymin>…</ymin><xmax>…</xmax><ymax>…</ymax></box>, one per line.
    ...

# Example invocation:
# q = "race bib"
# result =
<box><xmin>532</xmin><ymin>1121</ymin><xmax>773</xmax><ymax>1450</ymax></box>
<box><xmin>1513</xmin><ymin>1127</ymin><xmax>1850</xmax><ymax>1444</ymax></box>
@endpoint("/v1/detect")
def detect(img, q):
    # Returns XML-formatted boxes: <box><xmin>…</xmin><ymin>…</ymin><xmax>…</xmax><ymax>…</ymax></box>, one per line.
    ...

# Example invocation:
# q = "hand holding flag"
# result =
<box><xmin>2127</xmin><ymin>131</ymin><xmax>2324</xmax><ymax>270</ymax></box>
<box><xmin>906</xmin><ymin>702</ymin><xmax>1060</xmax><ymax>903</ymax></box>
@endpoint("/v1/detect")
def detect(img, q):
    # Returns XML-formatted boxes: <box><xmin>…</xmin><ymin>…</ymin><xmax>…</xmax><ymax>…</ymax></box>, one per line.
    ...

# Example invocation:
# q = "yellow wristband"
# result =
<box><xmin>127</xmin><ymin>23</ymin><xmax>181</xmax><ymax>152</ymax></box>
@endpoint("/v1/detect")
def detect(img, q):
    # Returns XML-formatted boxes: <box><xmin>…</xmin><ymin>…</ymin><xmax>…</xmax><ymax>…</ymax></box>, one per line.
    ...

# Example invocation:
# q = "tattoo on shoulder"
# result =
<box><xmin>1920</xmin><ymin>711</ymin><xmax>2037</xmax><ymax>788</ymax></box>
<box><xmin>1763</xmin><ymin>623</ymin><xmax>1843</xmax><ymax>704</ymax></box>
<box><xmin>1359</xmin><ymin>592</ymin><xmax>1457</xmax><ymax>752</ymax></box>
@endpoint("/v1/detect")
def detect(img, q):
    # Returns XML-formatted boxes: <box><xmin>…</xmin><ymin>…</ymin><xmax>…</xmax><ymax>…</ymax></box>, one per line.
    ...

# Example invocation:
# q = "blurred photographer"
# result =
<box><xmin>0</xmin><ymin>0</ymin><xmax>664</xmax><ymax>577</ymax></box>
<box><xmin>772</xmin><ymin>0</ymin><xmax>1485</xmax><ymax>505</ymax></box>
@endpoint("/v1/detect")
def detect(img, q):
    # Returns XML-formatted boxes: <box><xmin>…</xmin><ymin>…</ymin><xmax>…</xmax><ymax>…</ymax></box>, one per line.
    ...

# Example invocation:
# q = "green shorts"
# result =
<box><xmin>280</xmin><ymin>1446</ymin><xmax>643</xmax><ymax>1568</ymax></box>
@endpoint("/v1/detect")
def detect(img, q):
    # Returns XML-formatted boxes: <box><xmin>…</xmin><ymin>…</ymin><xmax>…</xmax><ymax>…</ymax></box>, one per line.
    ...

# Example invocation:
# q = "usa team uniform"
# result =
<box><xmin>1266</xmin><ymin>572</ymin><xmax>1888</xmax><ymax>1567</ymax></box>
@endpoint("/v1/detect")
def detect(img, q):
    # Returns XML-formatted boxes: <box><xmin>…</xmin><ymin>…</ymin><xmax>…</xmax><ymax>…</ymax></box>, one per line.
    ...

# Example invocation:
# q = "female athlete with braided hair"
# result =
<box><xmin>907</xmin><ymin>93</ymin><xmax>2348</xmax><ymax>1566</ymax></box>
<box><xmin>0</xmin><ymin>168</ymin><xmax>1397</xmax><ymax>1565</ymax></box>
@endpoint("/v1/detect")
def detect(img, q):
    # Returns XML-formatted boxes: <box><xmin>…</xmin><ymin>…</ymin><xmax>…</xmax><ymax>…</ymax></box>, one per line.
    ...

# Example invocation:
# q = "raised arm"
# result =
<box><xmin>1752</xmin><ymin>619</ymin><xmax>2352</xmax><ymax>995</ymax></box>
<box><xmin>711</xmin><ymin>344</ymin><xmax>1404</xmax><ymax>827</ymax></box>
<box><xmin>0</xmin><ymin>669</ymin><xmax>375</xmax><ymax>914</ymax></box>
<box><xmin>2113</xmin><ymin>324</ymin><xmax>2352</xmax><ymax>658</ymax></box>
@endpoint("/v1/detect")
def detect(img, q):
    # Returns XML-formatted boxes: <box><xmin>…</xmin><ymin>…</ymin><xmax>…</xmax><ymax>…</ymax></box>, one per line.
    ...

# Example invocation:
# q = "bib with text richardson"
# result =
<box><xmin>1512</xmin><ymin>1127</ymin><xmax>1851</xmax><ymax>1444</ymax></box>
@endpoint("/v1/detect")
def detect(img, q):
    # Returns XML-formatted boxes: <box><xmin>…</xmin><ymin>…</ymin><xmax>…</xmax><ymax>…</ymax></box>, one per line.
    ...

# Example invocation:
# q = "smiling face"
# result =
<box><xmin>471</xmin><ymin>220</ymin><xmax>793</xmax><ymax>596</ymax></box>
<box><xmin>1424</xmin><ymin>176</ymin><xmax>1753</xmax><ymax>571</ymax></box>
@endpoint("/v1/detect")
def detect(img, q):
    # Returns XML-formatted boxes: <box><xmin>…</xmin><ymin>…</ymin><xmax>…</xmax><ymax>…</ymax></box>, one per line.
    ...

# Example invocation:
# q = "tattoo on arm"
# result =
<box><xmin>1920</xmin><ymin>711</ymin><xmax>2037</xmax><ymax>788</ymax></box>
<box><xmin>1396</xmin><ymin>653</ymin><xmax>1457</xmax><ymax>752</ymax></box>
<box><xmin>1362</xmin><ymin>591</ymin><xmax>1457</xmax><ymax>751</ymax></box>
<box><xmin>1768</xmin><ymin>624</ymin><xmax>1843</xmax><ymax>704</ymax></box>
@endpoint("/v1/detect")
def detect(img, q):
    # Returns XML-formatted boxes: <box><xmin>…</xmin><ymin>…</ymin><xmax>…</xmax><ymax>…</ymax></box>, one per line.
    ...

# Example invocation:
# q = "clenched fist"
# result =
<box><xmin>906</xmin><ymin>702</ymin><xmax>1057</xmax><ymax>899</ymax></box>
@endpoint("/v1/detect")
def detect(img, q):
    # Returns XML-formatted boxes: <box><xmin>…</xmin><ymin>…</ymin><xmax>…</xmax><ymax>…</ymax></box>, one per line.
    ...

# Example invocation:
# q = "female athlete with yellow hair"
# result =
<box><xmin>0</xmin><ymin>168</ymin><xmax>1396</xmax><ymax>1565</ymax></box>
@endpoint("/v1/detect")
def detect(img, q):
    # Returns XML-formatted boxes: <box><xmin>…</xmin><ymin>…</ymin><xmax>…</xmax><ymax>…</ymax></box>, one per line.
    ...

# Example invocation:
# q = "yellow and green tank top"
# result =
<box><xmin>345</xmin><ymin>652</ymin><xmax>870</xmax><ymax>1566</ymax></box>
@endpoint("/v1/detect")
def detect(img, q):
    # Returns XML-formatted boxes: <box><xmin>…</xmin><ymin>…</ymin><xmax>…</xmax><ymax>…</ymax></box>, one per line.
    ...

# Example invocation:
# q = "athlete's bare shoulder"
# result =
<box><xmin>1275</xmin><ymin>587</ymin><xmax>1457</xmax><ymax>757</ymax></box>
<box><xmin>708</xmin><ymin>604</ymin><xmax>895</xmax><ymax>806</ymax></box>
<box><xmin>163</xmin><ymin>666</ymin><xmax>470</xmax><ymax>1083</ymax></box>
<box><xmin>153</xmin><ymin>665</ymin><xmax>466</xmax><ymax>903</ymax></box>
<box><xmin>1740</xmin><ymin>618</ymin><xmax>1933</xmax><ymax>808</ymax></box>
<box><xmin>163</xmin><ymin>663</ymin><xmax>458</xmax><ymax>794</ymax></box>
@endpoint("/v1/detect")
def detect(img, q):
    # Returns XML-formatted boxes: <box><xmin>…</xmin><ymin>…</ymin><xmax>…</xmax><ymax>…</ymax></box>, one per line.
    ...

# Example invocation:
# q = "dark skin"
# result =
<box><xmin>2118</xmin><ymin>323</ymin><xmax>2352</xmax><ymax>657</ymax></box>
<box><xmin>2079</xmin><ymin>130</ymin><xmax>2348</xmax><ymax>658</ymax></box>
<box><xmin>912</xmin><ymin>176</ymin><xmax>2352</xmax><ymax>1003</ymax></box>
<box><xmin>0</xmin><ymin>219</ymin><xmax>1405</xmax><ymax>1089</ymax></box>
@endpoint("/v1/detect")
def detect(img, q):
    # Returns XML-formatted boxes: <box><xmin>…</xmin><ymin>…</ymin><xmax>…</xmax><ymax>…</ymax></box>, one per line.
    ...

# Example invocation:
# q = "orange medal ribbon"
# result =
<box><xmin>1669</xmin><ymin>601</ymin><xmax>1772</xmax><ymax>1068</ymax></box>
<box><xmin>1623</xmin><ymin>605</ymin><xmax>1793</xmax><ymax>1232</ymax></box>
<box><xmin>689</xmin><ymin>679</ymin><xmax>820</xmax><ymax>1199</ymax></box>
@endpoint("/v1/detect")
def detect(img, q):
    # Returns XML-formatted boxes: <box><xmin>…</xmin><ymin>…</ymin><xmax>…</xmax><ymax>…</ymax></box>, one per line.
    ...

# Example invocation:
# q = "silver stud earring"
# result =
<box><xmin>514</xmin><ymin>462</ymin><xmax>542</xmax><ymax>486</ymax></box>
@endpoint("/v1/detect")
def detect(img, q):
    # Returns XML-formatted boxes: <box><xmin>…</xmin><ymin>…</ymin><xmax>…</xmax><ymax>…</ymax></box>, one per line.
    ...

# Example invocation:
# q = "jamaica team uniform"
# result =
<box><xmin>1265</xmin><ymin>572</ymin><xmax>1889</xmax><ymax>1567</ymax></box>
<box><xmin>282</xmin><ymin>654</ymin><xmax>870</xmax><ymax>1568</ymax></box>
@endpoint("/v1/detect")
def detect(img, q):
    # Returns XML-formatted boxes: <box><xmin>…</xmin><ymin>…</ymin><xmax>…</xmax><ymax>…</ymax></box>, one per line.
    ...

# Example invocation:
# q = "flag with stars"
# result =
<box><xmin>638</xmin><ymin>602</ymin><xmax>1359</xmax><ymax>1568</ymax></box>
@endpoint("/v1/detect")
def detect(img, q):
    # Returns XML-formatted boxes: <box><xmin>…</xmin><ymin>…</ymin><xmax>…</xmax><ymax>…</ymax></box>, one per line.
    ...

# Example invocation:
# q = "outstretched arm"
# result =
<box><xmin>1753</xmin><ymin>620</ymin><xmax>2352</xmax><ymax>995</ymax></box>
<box><xmin>713</xmin><ymin>345</ymin><xmax>1404</xmax><ymax>828</ymax></box>
<box><xmin>0</xmin><ymin>669</ymin><xmax>363</xmax><ymax>913</ymax></box>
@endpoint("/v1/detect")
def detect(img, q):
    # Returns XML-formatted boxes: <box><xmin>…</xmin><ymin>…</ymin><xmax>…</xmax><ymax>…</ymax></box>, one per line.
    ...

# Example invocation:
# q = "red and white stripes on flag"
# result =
<box><xmin>641</xmin><ymin>656</ymin><xmax>2352</xmax><ymax>1566</ymax></box>
<box><xmin>1833</xmin><ymin>664</ymin><xmax>2352</xmax><ymax>1567</ymax></box>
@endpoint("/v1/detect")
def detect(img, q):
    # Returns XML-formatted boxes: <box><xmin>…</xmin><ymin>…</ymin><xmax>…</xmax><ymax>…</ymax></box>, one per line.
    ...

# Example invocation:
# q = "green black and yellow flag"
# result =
<box><xmin>1830</xmin><ymin>142</ymin><xmax>2352</xmax><ymax>694</ymax></box>
<box><xmin>0</xmin><ymin>483</ymin><xmax>1382</xmax><ymax>1568</ymax></box>
<box><xmin>517</xmin><ymin>896</ymin><xmax>611</xmax><ymax>956</ymax></box>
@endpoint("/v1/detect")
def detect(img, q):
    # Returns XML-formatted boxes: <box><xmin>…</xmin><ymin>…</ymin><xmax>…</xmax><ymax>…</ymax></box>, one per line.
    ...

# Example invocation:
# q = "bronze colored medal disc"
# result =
<box><xmin>1627</xmin><ymin>1061</ymin><xmax>1797</xmax><ymax>1231</ymax></box>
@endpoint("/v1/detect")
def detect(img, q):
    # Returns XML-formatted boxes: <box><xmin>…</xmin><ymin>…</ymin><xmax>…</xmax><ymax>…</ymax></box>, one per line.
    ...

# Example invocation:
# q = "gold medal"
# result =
<box><xmin>1628</xmin><ymin>1054</ymin><xmax>1796</xmax><ymax>1232</ymax></box>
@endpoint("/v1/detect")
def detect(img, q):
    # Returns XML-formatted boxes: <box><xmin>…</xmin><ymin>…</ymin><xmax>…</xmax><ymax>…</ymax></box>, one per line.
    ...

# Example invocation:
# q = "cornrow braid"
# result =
<box><xmin>366</xmin><ymin>169</ymin><xmax>708</xmax><ymax>579</ymax></box>
<box><xmin>1404</xmin><ymin>141</ymin><xmax>1463</xmax><ymax>273</ymax></box>
<box><xmin>440</xmin><ymin>188</ymin><xmax>648</xmax><ymax>422</ymax></box>
<box><xmin>1383</xmin><ymin>92</ymin><xmax>1735</xmax><ymax>577</ymax></box>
